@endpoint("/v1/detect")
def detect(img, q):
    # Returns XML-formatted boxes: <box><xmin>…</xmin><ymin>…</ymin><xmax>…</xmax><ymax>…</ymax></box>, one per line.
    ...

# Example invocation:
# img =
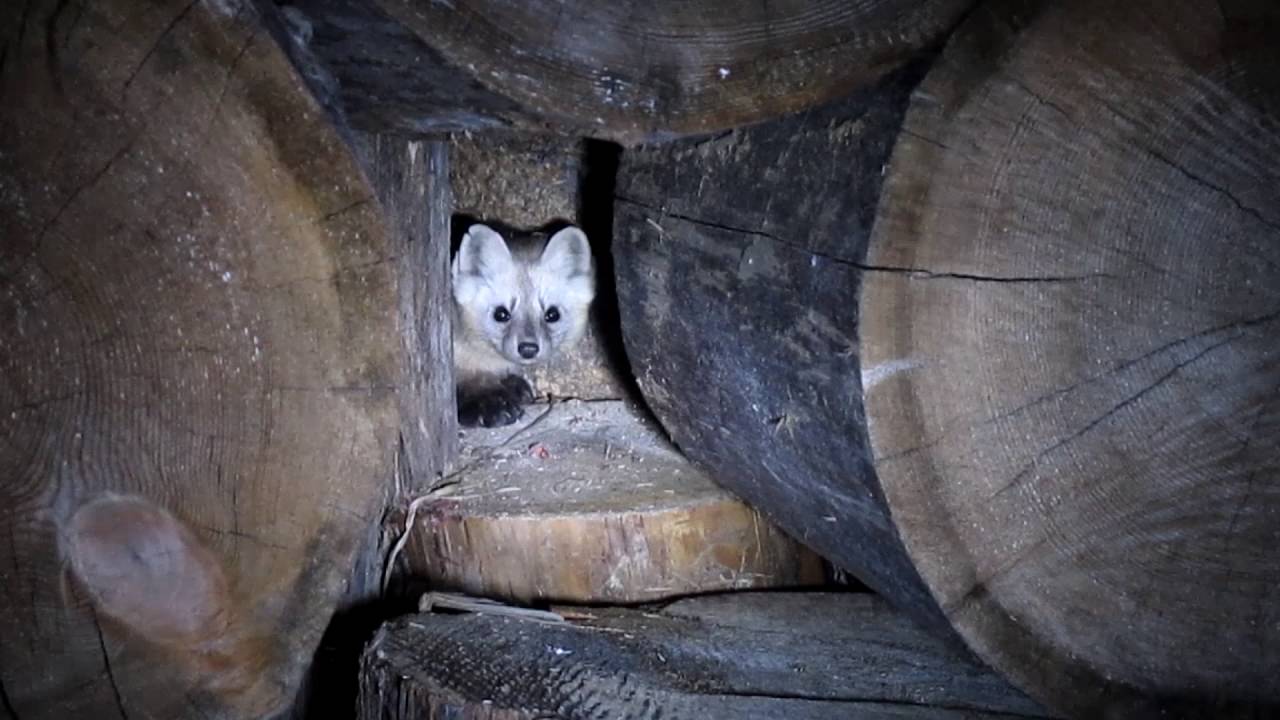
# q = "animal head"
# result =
<box><xmin>452</xmin><ymin>224</ymin><xmax>596</xmax><ymax>366</ymax></box>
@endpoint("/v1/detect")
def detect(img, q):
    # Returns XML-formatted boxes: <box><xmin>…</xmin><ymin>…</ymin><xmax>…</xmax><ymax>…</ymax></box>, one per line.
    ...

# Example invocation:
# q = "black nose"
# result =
<box><xmin>517</xmin><ymin>342</ymin><xmax>539</xmax><ymax>359</ymax></box>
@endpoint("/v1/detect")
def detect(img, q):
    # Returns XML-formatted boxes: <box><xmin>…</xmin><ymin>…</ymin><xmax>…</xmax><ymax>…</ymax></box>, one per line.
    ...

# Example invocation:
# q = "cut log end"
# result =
<box><xmin>404</xmin><ymin>400</ymin><xmax>826</xmax><ymax>604</ymax></box>
<box><xmin>1</xmin><ymin>0</ymin><xmax>399</xmax><ymax>716</ymax></box>
<box><xmin>861</xmin><ymin>0</ymin><xmax>1280</xmax><ymax>714</ymax></box>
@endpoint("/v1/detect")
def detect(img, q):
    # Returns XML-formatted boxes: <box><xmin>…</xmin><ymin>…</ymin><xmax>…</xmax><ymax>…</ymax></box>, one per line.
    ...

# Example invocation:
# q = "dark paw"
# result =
<box><xmin>457</xmin><ymin>376</ymin><xmax>534</xmax><ymax>428</ymax></box>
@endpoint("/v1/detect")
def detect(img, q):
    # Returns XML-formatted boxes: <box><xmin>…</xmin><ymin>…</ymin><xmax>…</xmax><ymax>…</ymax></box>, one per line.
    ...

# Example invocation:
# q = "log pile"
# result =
<box><xmin>4</xmin><ymin>0</ymin><xmax>1277</xmax><ymax>717</ymax></box>
<box><xmin>612</xmin><ymin>0</ymin><xmax>1280</xmax><ymax>715</ymax></box>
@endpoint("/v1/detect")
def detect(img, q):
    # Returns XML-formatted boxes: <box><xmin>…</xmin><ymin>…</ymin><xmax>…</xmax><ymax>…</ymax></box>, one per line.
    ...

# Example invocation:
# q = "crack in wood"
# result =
<box><xmin>90</xmin><ymin>609</ymin><xmax>131</xmax><ymax>720</ymax></box>
<box><xmin>995</xmin><ymin>329</ymin><xmax>1245</xmax><ymax>498</ymax></box>
<box><xmin>320</xmin><ymin>196</ymin><xmax>373</xmax><ymax>223</ymax></box>
<box><xmin>30</xmin><ymin>136</ymin><xmax>137</xmax><ymax>260</ymax></box>
<box><xmin>120</xmin><ymin>0</ymin><xmax>198</xmax><ymax>96</ymax></box>
<box><xmin>43</xmin><ymin>0</ymin><xmax>72</xmax><ymax>87</ymax></box>
<box><xmin>620</xmin><ymin>194</ymin><xmax>1112</xmax><ymax>283</ymax></box>
<box><xmin>703</xmin><ymin>687</ymin><xmax>1053</xmax><ymax>718</ymax></box>
<box><xmin>1010</xmin><ymin>73</ymin><xmax>1280</xmax><ymax>270</ymax></box>
<box><xmin>1090</xmin><ymin>92</ymin><xmax>1280</xmax><ymax>241</ymax></box>
<box><xmin>0</xmin><ymin>669</ymin><xmax>19</xmax><ymax>720</ymax></box>
<box><xmin>981</xmin><ymin>307</ymin><xmax>1280</xmax><ymax>433</ymax></box>
<box><xmin>58</xmin><ymin>0</ymin><xmax>86</xmax><ymax>51</ymax></box>
<box><xmin>192</xmin><ymin>523</ymin><xmax>291</xmax><ymax>551</ymax></box>
<box><xmin>207</xmin><ymin>24</ymin><xmax>260</xmax><ymax>129</ymax></box>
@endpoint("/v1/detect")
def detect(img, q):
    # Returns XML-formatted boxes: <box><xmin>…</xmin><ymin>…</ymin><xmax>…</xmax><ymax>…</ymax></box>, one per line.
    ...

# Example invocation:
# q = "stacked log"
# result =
<box><xmin>0</xmin><ymin>0</ymin><xmax>407</xmax><ymax>716</ymax></box>
<box><xmin>612</xmin><ymin>0</ymin><xmax>1280</xmax><ymax>715</ymax></box>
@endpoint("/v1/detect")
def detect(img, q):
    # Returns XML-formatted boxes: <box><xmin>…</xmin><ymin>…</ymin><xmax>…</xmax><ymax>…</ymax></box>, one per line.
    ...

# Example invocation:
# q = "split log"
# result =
<box><xmin>357</xmin><ymin>592</ymin><xmax>1053</xmax><ymax>719</ymax></box>
<box><xmin>283</xmin><ymin>0</ymin><xmax>976</xmax><ymax>143</ymax></box>
<box><xmin>613</xmin><ymin>1</ymin><xmax>1280</xmax><ymax>717</ymax></box>
<box><xmin>404</xmin><ymin>400</ymin><xmax>824</xmax><ymax>604</ymax></box>
<box><xmin>0</xmin><ymin>0</ymin><xmax>402</xmax><ymax>717</ymax></box>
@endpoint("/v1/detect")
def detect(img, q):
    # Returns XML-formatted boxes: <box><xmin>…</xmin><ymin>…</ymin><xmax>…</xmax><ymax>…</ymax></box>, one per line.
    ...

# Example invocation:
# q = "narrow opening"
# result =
<box><xmin>412</xmin><ymin>130</ymin><xmax>837</xmax><ymax>614</ymax></box>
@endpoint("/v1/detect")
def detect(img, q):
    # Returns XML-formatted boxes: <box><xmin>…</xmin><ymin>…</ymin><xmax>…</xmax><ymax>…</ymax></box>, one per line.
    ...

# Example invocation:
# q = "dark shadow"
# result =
<box><xmin>576</xmin><ymin>139</ymin><xmax>654</xmax><ymax>415</ymax></box>
<box><xmin>286</xmin><ymin>592</ymin><xmax>420</xmax><ymax>719</ymax></box>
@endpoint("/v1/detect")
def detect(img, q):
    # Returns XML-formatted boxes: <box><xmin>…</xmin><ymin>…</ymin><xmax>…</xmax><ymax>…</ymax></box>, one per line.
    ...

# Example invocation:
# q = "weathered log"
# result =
<box><xmin>288</xmin><ymin>134</ymin><xmax>457</xmax><ymax>718</ymax></box>
<box><xmin>358</xmin><ymin>592</ymin><xmax>1053</xmax><ymax>719</ymax></box>
<box><xmin>613</xmin><ymin>64</ymin><xmax>944</xmax><ymax>625</ymax></box>
<box><xmin>613</xmin><ymin>1</ymin><xmax>1280</xmax><ymax>717</ymax></box>
<box><xmin>860</xmin><ymin>0</ymin><xmax>1280</xmax><ymax>716</ymax></box>
<box><xmin>284</xmin><ymin>0</ymin><xmax>976</xmax><ymax>143</ymax></box>
<box><xmin>405</xmin><ymin>399</ymin><xmax>824</xmax><ymax>604</ymax></box>
<box><xmin>0</xmin><ymin>0</ymin><xmax>401</xmax><ymax>717</ymax></box>
<box><xmin>355</xmin><ymin>134</ymin><xmax>458</xmax><ymax>493</ymax></box>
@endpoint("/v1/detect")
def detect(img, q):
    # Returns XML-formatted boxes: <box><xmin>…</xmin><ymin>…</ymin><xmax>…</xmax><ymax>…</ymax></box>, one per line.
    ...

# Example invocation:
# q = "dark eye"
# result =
<box><xmin>544</xmin><ymin>306</ymin><xmax>561</xmax><ymax>323</ymax></box>
<box><xmin>492</xmin><ymin>306</ymin><xmax>510</xmax><ymax>323</ymax></box>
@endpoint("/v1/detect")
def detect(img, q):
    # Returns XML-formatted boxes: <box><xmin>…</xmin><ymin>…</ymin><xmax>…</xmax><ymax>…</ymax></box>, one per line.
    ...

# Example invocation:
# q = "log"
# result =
<box><xmin>0</xmin><ymin>0</ymin><xmax>400</xmax><ymax>717</ymax></box>
<box><xmin>612</xmin><ymin>64</ymin><xmax>945</xmax><ymax>624</ymax></box>
<box><xmin>404</xmin><ymin>399</ymin><xmax>825</xmax><ymax>603</ymax></box>
<box><xmin>859</xmin><ymin>0</ymin><xmax>1280</xmax><ymax>716</ymax></box>
<box><xmin>613</xmin><ymin>1</ymin><xmax>1280</xmax><ymax>717</ymax></box>
<box><xmin>357</xmin><ymin>592</ymin><xmax>1054</xmax><ymax>719</ymax></box>
<box><xmin>355</xmin><ymin>134</ymin><xmax>457</xmax><ymax>493</ymax></box>
<box><xmin>282</xmin><ymin>0</ymin><xmax>977</xmax><ymax>143</ymax></box>
<box><xmin>289</xmin><ymin>135</ymin><xmax>457</xmax><ymax>717</ymax></box>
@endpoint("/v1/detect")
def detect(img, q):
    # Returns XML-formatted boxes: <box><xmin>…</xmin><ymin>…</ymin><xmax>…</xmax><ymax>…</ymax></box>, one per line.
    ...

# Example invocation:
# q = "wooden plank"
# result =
<box><xmin>358</xmin><ymin>593</ymin><xmax>1055</xmax><ymax>719</ymax></box>
<box><xmin>405</xmin><ymin>399</ymin><xmax>825</xmax><ymax>603</ymax></box>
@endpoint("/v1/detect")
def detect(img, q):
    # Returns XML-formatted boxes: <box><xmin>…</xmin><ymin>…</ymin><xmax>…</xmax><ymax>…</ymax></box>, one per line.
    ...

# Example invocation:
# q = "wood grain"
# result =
<box><xmin>0</xmin><ymin>0</ymin><xmax>399</xmax><ymax>716</ymax></box>
<box><xmin>611</xmin><ymin>64</ymin><xmax>948</xmax><ymax>629</ymax></box>
<box><xmin>407</xmin><ymin>400</ymin><xmax>825</xmax><ymax>603</ymax></box>
<box><xmin>861</xmin><ymin>0</ymin><xmax>1280</xmax><ymax>716</ymax></box>
<box><xmin>286</xmin><ymin>0</ymin><xmax>975</xmax><ymax>143</ymax></box>
<box><xmin>355</xmin><ymin>134</ymin><xmax>457</xmax><ymax>495</ymax></box>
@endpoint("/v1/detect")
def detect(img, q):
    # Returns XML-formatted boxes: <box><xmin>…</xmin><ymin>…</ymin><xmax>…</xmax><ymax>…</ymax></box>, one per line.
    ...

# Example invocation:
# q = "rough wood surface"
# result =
<box><xmin>285</xmin><ymin>134</ymin><xmax>458</xmax><ymax>719</ymax></box>
<box><xmin>406</xmin><ymin>400</ymin><xmax>825</xmax><ymax>604</ymax></box>
<box><xmin>284</xmin><ymin>0</ymin><xmax>975</xmax><ymax>143</ymax></box>
<box><xmin>356</xmin><ymin>134</ymin><xmax>458</xmax><ymax>494</ymax></box>
<box><xmin>859</xmin><ymin>1</ymin><xmax>1280</xmax><ymax>716</ymax></box>
<box><xmin>0</xmin><ymin>1</ymin><xmax>399</xmax><ymax>717</ymax></box>
<box><xmin>611</xmin><ymin>65</ymin><xmax>950</xmax><ymax>630</ymax></box>
<box><xmin>358</xmin><ymin>592</ymin><xmax>1053</xmax><ymax>719</ymax></box>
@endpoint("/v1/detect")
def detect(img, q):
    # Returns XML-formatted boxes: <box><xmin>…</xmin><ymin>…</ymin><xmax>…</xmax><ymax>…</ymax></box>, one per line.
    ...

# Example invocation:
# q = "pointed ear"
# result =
<box><xmin>540</xmin><ymin>226</ymin><xmax>593</xmax><ymax>278</ymax></box>
<box><xmin>453</xmin><ymin>224</ymin><xmax>513</xmax><ymax>281</ymax></box>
